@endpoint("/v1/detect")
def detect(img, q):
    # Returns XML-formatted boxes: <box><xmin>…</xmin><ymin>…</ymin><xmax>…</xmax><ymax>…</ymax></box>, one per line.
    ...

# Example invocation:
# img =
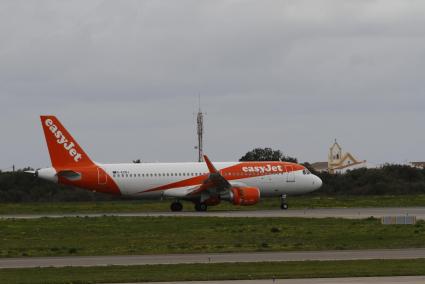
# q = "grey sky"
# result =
<box><xmin>1</xmin><ymin>0</ymin><xmax>425</xmax><ymax>170</ymax></box>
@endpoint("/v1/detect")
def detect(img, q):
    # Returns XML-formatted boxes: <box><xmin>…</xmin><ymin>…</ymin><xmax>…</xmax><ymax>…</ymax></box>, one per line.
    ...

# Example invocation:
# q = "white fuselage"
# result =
<box><xmin>98</xmin><ymin>162</ymin><xmax>322</xmax><ymax>199</ymax></box>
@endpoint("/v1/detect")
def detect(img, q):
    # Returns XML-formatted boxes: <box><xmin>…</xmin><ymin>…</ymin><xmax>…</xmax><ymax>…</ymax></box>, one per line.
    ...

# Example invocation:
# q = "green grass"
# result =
<box><xmin>1</xmin><ymin>216</ymin><xmax>425</xmax><ymax>257</ymax></box>
<box><xmin>2</xmin><ymin>259</ymin><xmax>425</xmax><ymax>284</ymax></box>
<box><xmin>1</xmin><ymin>194</ymin><xmax>425</xmax><ymax>215</ymax></box>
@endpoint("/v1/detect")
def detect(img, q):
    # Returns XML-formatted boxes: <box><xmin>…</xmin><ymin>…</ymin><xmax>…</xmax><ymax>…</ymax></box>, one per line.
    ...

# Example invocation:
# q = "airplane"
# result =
<box><xmin>30</xmin><ymin>115</ymin><xmax>322</xmax><ymax>212</ymax></box>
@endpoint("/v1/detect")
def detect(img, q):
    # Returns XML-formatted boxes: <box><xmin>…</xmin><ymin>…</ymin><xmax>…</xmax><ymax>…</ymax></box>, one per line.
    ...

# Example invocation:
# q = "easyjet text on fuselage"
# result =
<box><xmin>242</xmin><ymin>165</ymin><xmax>284</xmax><ymax>174</ymax></box>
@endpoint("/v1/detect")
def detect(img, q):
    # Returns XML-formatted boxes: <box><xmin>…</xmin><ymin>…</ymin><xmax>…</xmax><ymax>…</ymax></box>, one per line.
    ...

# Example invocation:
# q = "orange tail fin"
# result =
<box><xmin>40</xmin><ymin>115</ymin><xmax>95</xmax><ymax>169</ymax></box>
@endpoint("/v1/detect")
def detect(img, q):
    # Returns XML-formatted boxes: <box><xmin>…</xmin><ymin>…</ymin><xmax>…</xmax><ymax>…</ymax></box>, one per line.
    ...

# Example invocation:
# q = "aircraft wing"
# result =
<box><xmin>187</xmin><ymin>155</ymin><xmax>232</xmax><ymax>196</ymax></box>
<box><xmin>163</xmin><ymin>185</ymin><xmax>203</xmax><ymax>198</ymax></box>
<box><xmin>145</xmin><ymin>155</ymin><xmax>237</xmax><ymax>200</ymax></box>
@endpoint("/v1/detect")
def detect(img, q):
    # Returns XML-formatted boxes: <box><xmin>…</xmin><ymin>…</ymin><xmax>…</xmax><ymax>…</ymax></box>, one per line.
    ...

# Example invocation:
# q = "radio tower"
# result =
<box><xmin>196</xmin><ymin>96</ymin><xmax>204</xmax><ymax>162</ymax></box>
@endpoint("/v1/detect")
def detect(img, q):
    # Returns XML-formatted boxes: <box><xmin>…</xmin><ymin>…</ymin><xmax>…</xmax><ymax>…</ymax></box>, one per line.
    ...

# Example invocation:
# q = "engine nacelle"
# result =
<box><xmin>229</xmin><ymin>186</ymin><xmax>260</xmax><ymax>206</ymax></box>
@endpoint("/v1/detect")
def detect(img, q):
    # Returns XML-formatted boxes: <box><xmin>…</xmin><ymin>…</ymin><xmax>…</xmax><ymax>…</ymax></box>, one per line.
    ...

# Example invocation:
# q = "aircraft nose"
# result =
<box><xmin>312</xmin><ymin>175</ymin><xmax>322</xmax><ymax>190</ymax></box>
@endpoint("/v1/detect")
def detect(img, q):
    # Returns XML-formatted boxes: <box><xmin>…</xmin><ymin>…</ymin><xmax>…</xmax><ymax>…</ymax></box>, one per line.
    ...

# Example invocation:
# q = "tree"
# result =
<box><xmin>239</xmin><ymin>148</ymin><xmax>297</xmax><ymax>163</ymax></box>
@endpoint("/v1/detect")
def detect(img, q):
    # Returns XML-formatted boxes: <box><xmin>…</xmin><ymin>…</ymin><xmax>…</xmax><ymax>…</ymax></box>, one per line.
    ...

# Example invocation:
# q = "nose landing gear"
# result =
<box><xmin>280</xmin><ymin>194</ymin><xmax>288</xmax><ymax>210</ymax></box>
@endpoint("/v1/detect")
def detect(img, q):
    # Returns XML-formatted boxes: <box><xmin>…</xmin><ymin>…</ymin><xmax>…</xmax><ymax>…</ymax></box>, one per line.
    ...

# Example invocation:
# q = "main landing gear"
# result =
<box><xmin>170</xmin><ymin>201</ymin><xmax>183</xmax><ymax>212</ymax></box>
<box><xmin>194</xmin><ymin>202</ymin><xmax>208</xmax><ymax>212</ymax></box>
<box><xmin>280</xmin><ymin>194</ymin><xmax>288</xmax><ymax>210</ymax></box>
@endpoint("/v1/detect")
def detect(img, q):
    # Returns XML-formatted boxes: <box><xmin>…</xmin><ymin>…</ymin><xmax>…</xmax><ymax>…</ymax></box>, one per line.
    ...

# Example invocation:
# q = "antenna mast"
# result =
<box><xmin>196</xmin><ymin>95</ymin><xmax>204</xmax><ymax>162</ymax></box>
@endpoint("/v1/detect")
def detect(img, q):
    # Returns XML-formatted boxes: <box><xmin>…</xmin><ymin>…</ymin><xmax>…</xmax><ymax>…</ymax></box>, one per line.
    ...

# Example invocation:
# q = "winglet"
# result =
<box><xmin>203</xmin><ymin>155</ymin><xmax>218</xmax><ymax>174</ymax></box>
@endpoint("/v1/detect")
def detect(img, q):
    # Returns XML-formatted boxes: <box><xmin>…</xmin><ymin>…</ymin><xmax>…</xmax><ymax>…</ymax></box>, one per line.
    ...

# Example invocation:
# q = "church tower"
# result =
<box><xmin>328</xmin><ymin>139</ymin><xmax>342</xmax><ymax>174</ymax></box>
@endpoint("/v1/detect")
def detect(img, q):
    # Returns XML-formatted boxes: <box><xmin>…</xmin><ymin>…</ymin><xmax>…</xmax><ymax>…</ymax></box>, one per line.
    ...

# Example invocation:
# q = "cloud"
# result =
<box><xmin>1</xmin><ymin>0</ymin><xmax>425</xmax><ymax>169</ymax></box>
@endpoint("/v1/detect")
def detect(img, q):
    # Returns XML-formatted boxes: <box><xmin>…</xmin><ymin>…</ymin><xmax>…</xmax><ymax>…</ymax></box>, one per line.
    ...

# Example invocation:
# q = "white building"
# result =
<box><xmin>410</xmin><ymin>162</ymin><xmax>425</xmax><ymax>169</ymax></box>
<box><xmin>312</xmin><ymin>140</ymin><xmax>367</xmax><ymax>174</ymax></box>
<box><xmin>328</xmin><ymin>140</ymin><xmax>367</xmax><ymax>174</ymax></box>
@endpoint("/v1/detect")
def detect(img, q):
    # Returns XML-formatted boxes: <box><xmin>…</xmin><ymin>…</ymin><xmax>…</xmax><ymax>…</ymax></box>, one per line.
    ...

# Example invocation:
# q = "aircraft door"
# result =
<box><xmin>97</xmin><ymin>168</ymin><xmax>108</xmax><ymax>185</ymax></box>
<box><xmin>286</xmin><ymin>165</ymin><xmax>295</xmax><ymax>182</ymax></box>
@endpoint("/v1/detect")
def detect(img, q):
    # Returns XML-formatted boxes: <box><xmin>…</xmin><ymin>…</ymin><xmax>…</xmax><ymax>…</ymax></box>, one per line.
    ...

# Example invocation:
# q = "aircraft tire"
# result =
<box><xmin>280</xmin><ymin>203</ymin><xmax>289</xmax><ymax>210</ymax></box>
<box><xmin>195</xmin><ymin>203</ymin><xmax>208</xmax><ymax>212</ymax></box>
<box><xmin>170</xmin><ymin>201</ymin><xmax>183</xmax><ymax>212</ymax></box>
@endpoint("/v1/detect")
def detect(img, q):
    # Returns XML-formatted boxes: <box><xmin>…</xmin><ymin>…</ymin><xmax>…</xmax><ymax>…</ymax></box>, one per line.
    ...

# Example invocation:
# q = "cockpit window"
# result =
<box><xmin>303</xmin><ymin>169</ymin><xmax>311</xmax><ymax>175</ymax></box>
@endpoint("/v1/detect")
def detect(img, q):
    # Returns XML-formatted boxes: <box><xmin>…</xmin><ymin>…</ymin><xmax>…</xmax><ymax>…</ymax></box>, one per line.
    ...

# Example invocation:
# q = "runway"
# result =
<box><xmin>114</xmin><ymin>277</ymin><xmax>425</xmax><ymax>284</ymax></box>
<box><xmin>1</xmin><ymin>248</ymin><xmax>425</xmax><ymax>268</ymax></box>
<box><xmin>1</xmin><ymin>207</ymin><xmax>425</xmax><ymax>220</ymax></box>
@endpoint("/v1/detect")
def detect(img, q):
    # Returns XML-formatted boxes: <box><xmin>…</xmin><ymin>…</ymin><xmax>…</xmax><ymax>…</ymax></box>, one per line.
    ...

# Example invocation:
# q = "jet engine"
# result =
<box><xmin>227</xmin><ymin>186</ymin><xmax>261</xmax><ymax>206</ymax></box>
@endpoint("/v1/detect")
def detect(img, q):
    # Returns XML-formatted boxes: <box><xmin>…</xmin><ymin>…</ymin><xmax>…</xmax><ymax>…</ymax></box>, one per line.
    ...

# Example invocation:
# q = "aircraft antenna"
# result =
<box><xmin>196</xmin><ymin>94</ymin><xmax>204</xmax><ymax>162</ymax></box>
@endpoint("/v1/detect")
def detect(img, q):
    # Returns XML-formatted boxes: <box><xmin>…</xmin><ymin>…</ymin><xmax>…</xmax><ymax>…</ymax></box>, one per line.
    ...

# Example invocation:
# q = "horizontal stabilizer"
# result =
<box><xmin>56</xmin><ymin>170</ymin><xmax>81</xmax><ymax>181</ymax></box>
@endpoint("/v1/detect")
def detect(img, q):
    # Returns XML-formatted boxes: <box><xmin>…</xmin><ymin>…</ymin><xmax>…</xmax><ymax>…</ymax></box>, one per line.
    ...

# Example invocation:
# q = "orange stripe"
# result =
<box><xmin>141</xmin><ymin>162</ymin><xmax>304</xmax><ymax>194</ymax></box>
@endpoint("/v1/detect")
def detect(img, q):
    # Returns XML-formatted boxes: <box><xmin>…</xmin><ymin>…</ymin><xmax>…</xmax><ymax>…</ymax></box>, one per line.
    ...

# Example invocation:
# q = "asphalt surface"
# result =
<box><xmin>1</xmin><ymin>248</ymin><xmax>425</xmax><ymax>268</ymax></box>
<box><xmin>1</xmin><ymin>207</ymin><xmax>425</xmax><ymax>219</ymax></box>
<box><xmin>113</xmin><ymin>277</ymin><xmax>425</xmax><ymax>284</ymax></box>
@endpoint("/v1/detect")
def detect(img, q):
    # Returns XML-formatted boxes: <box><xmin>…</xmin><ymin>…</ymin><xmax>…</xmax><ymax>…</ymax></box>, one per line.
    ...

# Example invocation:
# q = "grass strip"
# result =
<box><xmin>1</xmin><ymin>194</ymin><xmax>425</xmax><ymax>214</ymax></box>
<box><xmin>1</xmin><ymin>259</ymin><xmax>425</xmax><ymax>284</ymax></box>
<box><xmin>1</xmin><ymin>216</ymin><xmax>425</xmax><ymax>257</ymax></box>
